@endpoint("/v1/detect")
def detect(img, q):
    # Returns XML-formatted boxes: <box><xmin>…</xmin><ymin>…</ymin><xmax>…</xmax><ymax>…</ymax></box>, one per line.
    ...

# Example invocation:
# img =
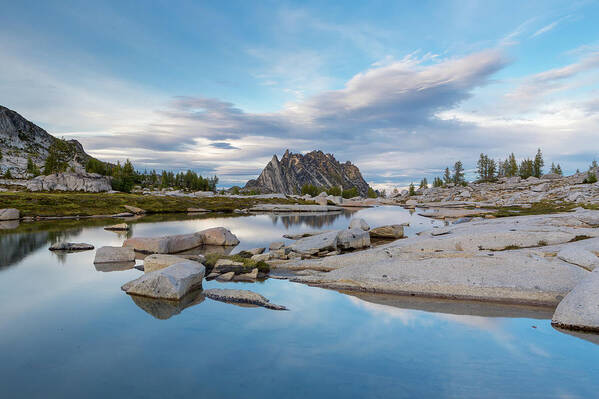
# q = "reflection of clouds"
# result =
<box><xmin>346</xmin><ymin>294</ymin><xmax>561</xmax><ymax>361</ymax></box>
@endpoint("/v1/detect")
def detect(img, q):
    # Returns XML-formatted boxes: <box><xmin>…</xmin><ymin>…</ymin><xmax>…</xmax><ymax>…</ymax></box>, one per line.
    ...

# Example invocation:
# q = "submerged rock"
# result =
<box><xmin>552</xmin><ymin>269</ymin><xmax>599</xmax><ymax>332</ymax></box>
<box><xmin>94</xmin><ymin>246</ymin><xmax>136</xmax><ymax>263</ymax></box>
<box><xmin>187</xmin><ymin>207</ymin><xmax>209</xmax><ymax>213</ymax></box>
<box><xmin>49</xmin><ymin>242</ymin><xmax>94</xmax><ymax>251</ymax></box>
<box><xmin>204</xmin><ymin>288</ymin><xmax>287</xmax><ymax>310</ymax></box>
<box><xmin>121</xmin><ymin>261</ymin><xmax>206</xmax><ymax>300</ymax></box>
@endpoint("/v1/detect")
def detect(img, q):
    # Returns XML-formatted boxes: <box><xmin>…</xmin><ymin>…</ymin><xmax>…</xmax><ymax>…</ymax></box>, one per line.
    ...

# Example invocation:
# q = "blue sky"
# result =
<box><xmin>1</xmin><ymin>0</ymin><xmax>598</xmax><ymax>189</ymax></box>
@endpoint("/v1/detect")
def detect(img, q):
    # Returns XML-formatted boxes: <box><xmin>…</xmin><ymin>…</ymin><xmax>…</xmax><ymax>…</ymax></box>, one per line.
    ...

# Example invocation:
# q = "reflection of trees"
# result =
<box><xmin>0</xmin><ymin>228</ymin><xmax>83</xmax><ymax>269</ymax></box>
<box><xmin>267</xmin><ymin>209</ymin><xmax>359</xmax><ymax>229</ymax></box>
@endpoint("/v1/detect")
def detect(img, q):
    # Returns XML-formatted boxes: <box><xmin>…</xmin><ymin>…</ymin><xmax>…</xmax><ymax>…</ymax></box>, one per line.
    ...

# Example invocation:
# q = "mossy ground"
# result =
<box><xmin>488</xmin><ymin>201</ymin><xmax>579</xmax><ymax>218</ymax></box>
<box><xmin>203</xmin><ymin>252</ymin><xmax>270</xmax><ymax>273</ymax></box>
<box><xmin>0</xmin><ymin>191</ymin><xmax>308</xmax><ymax>217</ymax></box>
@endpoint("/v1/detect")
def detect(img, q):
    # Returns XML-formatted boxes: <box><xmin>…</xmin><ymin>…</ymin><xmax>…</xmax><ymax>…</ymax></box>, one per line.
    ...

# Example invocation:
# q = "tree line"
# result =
<box><xmin>86</xmin><ymin>158</ymin><xmax>218</xmax><ymax>193</ymax></box>
<box><xmin>410</xmin><ymin>149</ymin><xmax>598</xmax><ymax>192</ymax></box>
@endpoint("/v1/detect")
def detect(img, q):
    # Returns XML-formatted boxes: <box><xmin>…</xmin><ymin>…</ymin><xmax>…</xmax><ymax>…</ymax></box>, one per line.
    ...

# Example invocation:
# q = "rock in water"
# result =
<box><xmin>123</xmin><ymin>233</ymin><xmax>203</xmax><ymax>254</ymax></box>
<box><xmin>244</xmin><ymin>149</ymin><xmax>371</xmax><ymax>196</ymax></box>
<box><xmin>369</xmin><ymin>225</ymin><xmax>404</xmax><ymax>239</ymax></box>
<box><xmin>349</xmin><ymin>218</ymin><xmax>370</xmax><ymax>231</ymax></box>
<box><xmin>144</xmin><ymin>254</ymin><xmax>191</xmax><ymax>273</ymax></box>
<box><xmin>289</xmin><ymin>230</ymin><xmax>339</xmax><ymax>256</ymax></box>
<box><xmin>552</xmin><ymin>269</ymin><xmax>599</xmax><ymax>332</ymax></box>
<box><xmin>337</xmin><ymin>228</ymin><xmax>370</xmax><ymax>250</ymax></box>
<box><xmin>121</xmin><ymin>261</ymin><xmax>206</xmax><ymax>300</ymax></box>
<box><xmin>104</xmin><ymin>223</ymin><xmax>129</xmax><ymax>231</ymax></box>
<box><xmin>199</xmin><ymin>227</ymin><xmax>240</xmax><ymax>246</ymax></box>
<box><xmin>49</xmin><ymin>242</ymin><xmax>94</xmax><ymax>251</ymax></box>
<box><xmin>0</xmin><ymin>208</ymin><xmax>20</xmax><ymax>221</ymax></box>
<box><xmin>94</xmin><ymin>246</ymin><xmax>136</xmax><ymax>263</ymax></box>
<box><xmin>203</xmin><ymin>288</ymin><xmax>287</xmax><ymax>310</ymax></box>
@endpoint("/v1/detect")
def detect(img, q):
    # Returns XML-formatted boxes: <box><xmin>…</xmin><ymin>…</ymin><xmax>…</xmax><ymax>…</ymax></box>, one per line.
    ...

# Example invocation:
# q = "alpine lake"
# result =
<box><xmin>1</xmin><ymin>205</ymin><xmax>598</xmax><ymax>399</ymax></box>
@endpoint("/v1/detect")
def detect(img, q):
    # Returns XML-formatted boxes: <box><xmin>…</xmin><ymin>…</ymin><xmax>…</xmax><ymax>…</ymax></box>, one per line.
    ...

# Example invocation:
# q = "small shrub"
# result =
<box><xmin>583</xmin><ymin>172</ymin><xmax>597</xmax><ymax>184</ymax></box>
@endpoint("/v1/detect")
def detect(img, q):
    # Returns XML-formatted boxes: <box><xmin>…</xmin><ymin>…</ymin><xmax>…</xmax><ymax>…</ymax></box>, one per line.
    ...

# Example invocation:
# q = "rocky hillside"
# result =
<box><xmin>0</xmin><ymin>105</ymin><xmax>96</xmax><ymax>178</ymax></box>
<box><xmin>245</xmin><ymin>150</ymin><xmax>371</xmax><ymax>196</ymax></box>
<box><xmin>397</xmin><ymin>171</ymin><xmax>599</xmax><ymax>207</ymax></box>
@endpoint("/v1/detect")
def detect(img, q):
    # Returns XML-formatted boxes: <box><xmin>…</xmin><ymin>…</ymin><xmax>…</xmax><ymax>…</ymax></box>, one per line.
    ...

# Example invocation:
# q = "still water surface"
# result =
<box><xmin>1</xmin><ymin>207</ymin><xmax>598</xmax><ymax>398</ymax></box>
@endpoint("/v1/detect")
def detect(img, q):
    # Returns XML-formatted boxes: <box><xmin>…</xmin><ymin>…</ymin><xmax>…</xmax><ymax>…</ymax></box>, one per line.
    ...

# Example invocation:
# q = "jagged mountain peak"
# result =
<box><xmin>245</xmin><ymin>149</ymin><xmax>370</xmax><ymax>196</ymax></box>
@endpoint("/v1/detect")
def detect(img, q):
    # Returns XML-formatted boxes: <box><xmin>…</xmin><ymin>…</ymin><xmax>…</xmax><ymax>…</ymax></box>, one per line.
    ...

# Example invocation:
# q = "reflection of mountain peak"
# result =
<box><xmin>269</xmin><ymin>209</ymin><xmax>359</xmax><ymax>229</ymax></box>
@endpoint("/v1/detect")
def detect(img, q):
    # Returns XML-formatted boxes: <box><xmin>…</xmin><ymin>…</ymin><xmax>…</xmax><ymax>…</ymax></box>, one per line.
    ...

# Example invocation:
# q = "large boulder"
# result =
<box><xmin>121</xmin><ymin>261</ymin><xmax>206</xmax><ymax>300</ymax></box>
<box><xmin>337</xmin><ymin>228</ymin><xmax>370</xmax><ymax>250</ymax></box>
<box><xmin>349</xmin><ymin>218</ymin><xmax>370</xmax><ymax>231</ymax></box>
<box><xmin>144</xmin><ymin>254</ymin><xmax>189</xmax><ymax>273</ymax></box>
<box><xmin>204</xmin><ymin>288</ymin><xmax>287</xmax><ymax>310</ymax></box>
<box><xmin>94</xmin><ymin>246</ymin><xmax>136</xmax><ymax>263</ymax></box>
<box><xmin>369</xmin><ymin>225</ymin><xmax>404</xmax><ymax>239</ymax></box>
<box><xmin>26</xmin><ymin>172</ymin><xmax>111</xmax><ymax>192</ymax></box>
<box><xmin>0</xmin><ymin>208</ymin><xmax>20</xmax><ymax>221</ymax></box>
<box><xmin>552</xmin><ymin>269</ymin><xmax>599</xmax><ymax>332</ymax></box>
<box><xmin>289</xmin><ymin>230</ymin><xmax>339</xmax><ymax>256</ymax></box>
<box><xmin>123</xmin><ymin>233</ymin><xmax>203</xmax><ymax>254</ymax></box>
<box><xmin>198</xmin><ymin>227</ymin><xmax>240</xmax><ymax>246</ymax></box>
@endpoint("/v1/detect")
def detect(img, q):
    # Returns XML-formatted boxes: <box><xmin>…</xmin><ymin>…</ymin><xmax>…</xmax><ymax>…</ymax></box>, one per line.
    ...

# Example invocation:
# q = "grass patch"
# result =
<box><xmin>489</xmin><ymin>201</ymin><xmax>578</xmax><ymax>218</ymax></box>
<box><xmin>203</xmin><ymin>253</ymin><xmax>270</xmax><ymax>273</ymax></box>
<box><xmin>0</xmin><ymin>191</ymin><xmax>308</xmax><ymax>217</ymax></box>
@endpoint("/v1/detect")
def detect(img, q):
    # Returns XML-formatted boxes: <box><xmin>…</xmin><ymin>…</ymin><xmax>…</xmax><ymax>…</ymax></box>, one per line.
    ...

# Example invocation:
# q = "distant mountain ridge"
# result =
<box><xmin>245</xmin><ymin>149</ymin><xmax>371</xmax><ymax>196</ymax></box>
<box><xmin>0</xmin><ymin>105</ymin><xmax>96</xmax><ymax>177</ymax></box>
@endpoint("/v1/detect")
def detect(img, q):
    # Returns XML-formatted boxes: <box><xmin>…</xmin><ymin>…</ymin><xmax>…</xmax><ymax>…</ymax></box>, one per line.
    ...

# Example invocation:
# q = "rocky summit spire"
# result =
<box><xmin>244</xmin><ymin>150</ymin><xmax>370</xmax><ymax>196</ymax></box>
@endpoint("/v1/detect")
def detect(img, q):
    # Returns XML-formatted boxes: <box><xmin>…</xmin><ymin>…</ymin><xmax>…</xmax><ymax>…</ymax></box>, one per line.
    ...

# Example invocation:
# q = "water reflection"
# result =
<box><xmin>267</xmin><ymin>210</ymin><xmax>358</xmax><ymax>229</ymax></box>
<box><xmin>94</xmin><ymin>261</ymin><xmax>137</xmax><ymax>272</ymax></box>
<box><xmin>0</xmin><ymin>220</ymin><xmax>19</xmax><ymax>230</ymax></box>
<box><xmin>129</xmin><ymin>289</ymin><xmax>205</xmax><ymax>319</ymax></box>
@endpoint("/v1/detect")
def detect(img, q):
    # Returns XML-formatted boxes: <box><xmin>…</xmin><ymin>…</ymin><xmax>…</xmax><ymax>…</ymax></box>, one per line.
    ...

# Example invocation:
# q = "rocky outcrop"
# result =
<box><xmin>552</xmin><ymin>269</ymin><xmax>599</xmax><ymax>332</ymax></box>
<box><xmin>349</xmin><ymin>218</ymin><xmax>370</xmax><ymax>231</ymax></box>
<box><xmin>0</xmin><ymin>105</ymin><xmax>100</xmax><ymax>178</ymax></box>
<box><xmin>284</xmin><ymin>209</ymin><xmax>599</xmax><ymax>306</ymax></box>
<box><xmin>121</xmin><ymin>261</ymin><xmax>206</xmax><ymax>300</ymax></box>
<box><xmin>203</xmin><ymin>288</ymin><xmax>287</xmax><ymax>310</ymax></box>
<box><xmin>245</xmin><ymin>149</ymin><xmax>371</xmax><ymax>196</ymax></box>
<box><xmin>25</xmin><ymin>172</ymin><xmax>111</xmax><ymax>192</ymax></box>
<box><xmin>144</xmin><ymin>254</ymin><xmax>191</xmax><ymax>273</ymax></box>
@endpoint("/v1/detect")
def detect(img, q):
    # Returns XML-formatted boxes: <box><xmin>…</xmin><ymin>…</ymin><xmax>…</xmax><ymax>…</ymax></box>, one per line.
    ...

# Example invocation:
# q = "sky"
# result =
<box><xmin>1</xmin><ymin>0</ymin><xmax>599</xmax><ymax>190</ymax></box>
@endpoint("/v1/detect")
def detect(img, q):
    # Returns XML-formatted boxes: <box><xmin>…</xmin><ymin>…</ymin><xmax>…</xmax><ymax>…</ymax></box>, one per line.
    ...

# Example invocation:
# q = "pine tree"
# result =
<box><xmin>419</xmin><ymin>178</ymin><xmax>428</xmax><ymax>189</ymax></box>
<box><xmin>453</xmin><ymin>161</ymin><xmax>464</xmax><ymax>185</ymax></box>
<box><xmin>519</xmin><ymin>159</ymin><xmax>534</xmax><ymax>179</ymax></box>
<box><xmin>443</xmin><ymin>167</ymin><xmax>451</xmax><ymax>185</ymax></box>
<box><xmin>433</xmin><ymin>177</ymin><xmax>444</xmax><ymax>187</ymax></box>
<box><xmin>507</xmin><ymin>153</ymin><xmax>518</xmax><ymax>177</ymax></box>
<box><xmin>408</xmin><ymin>182</ymin><xmax>416</xmax><ymax>196</ymax></box>
<box><xmin>533</xmin><ymin>148</ymin><xmax>544</xmax><ymax>178</ymax></box>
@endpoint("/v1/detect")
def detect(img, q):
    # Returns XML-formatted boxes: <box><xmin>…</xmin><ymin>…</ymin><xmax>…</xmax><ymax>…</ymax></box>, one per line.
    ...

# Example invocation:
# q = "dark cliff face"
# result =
<box><xmin>245</xmin><ymin>150</ymin><xmax>371</xmax><ymax>196</ymax></box>
<box><xmin>0</xmin><ymin>105</ymin><xmax>93</xmax><ymax>176</ymax></box>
